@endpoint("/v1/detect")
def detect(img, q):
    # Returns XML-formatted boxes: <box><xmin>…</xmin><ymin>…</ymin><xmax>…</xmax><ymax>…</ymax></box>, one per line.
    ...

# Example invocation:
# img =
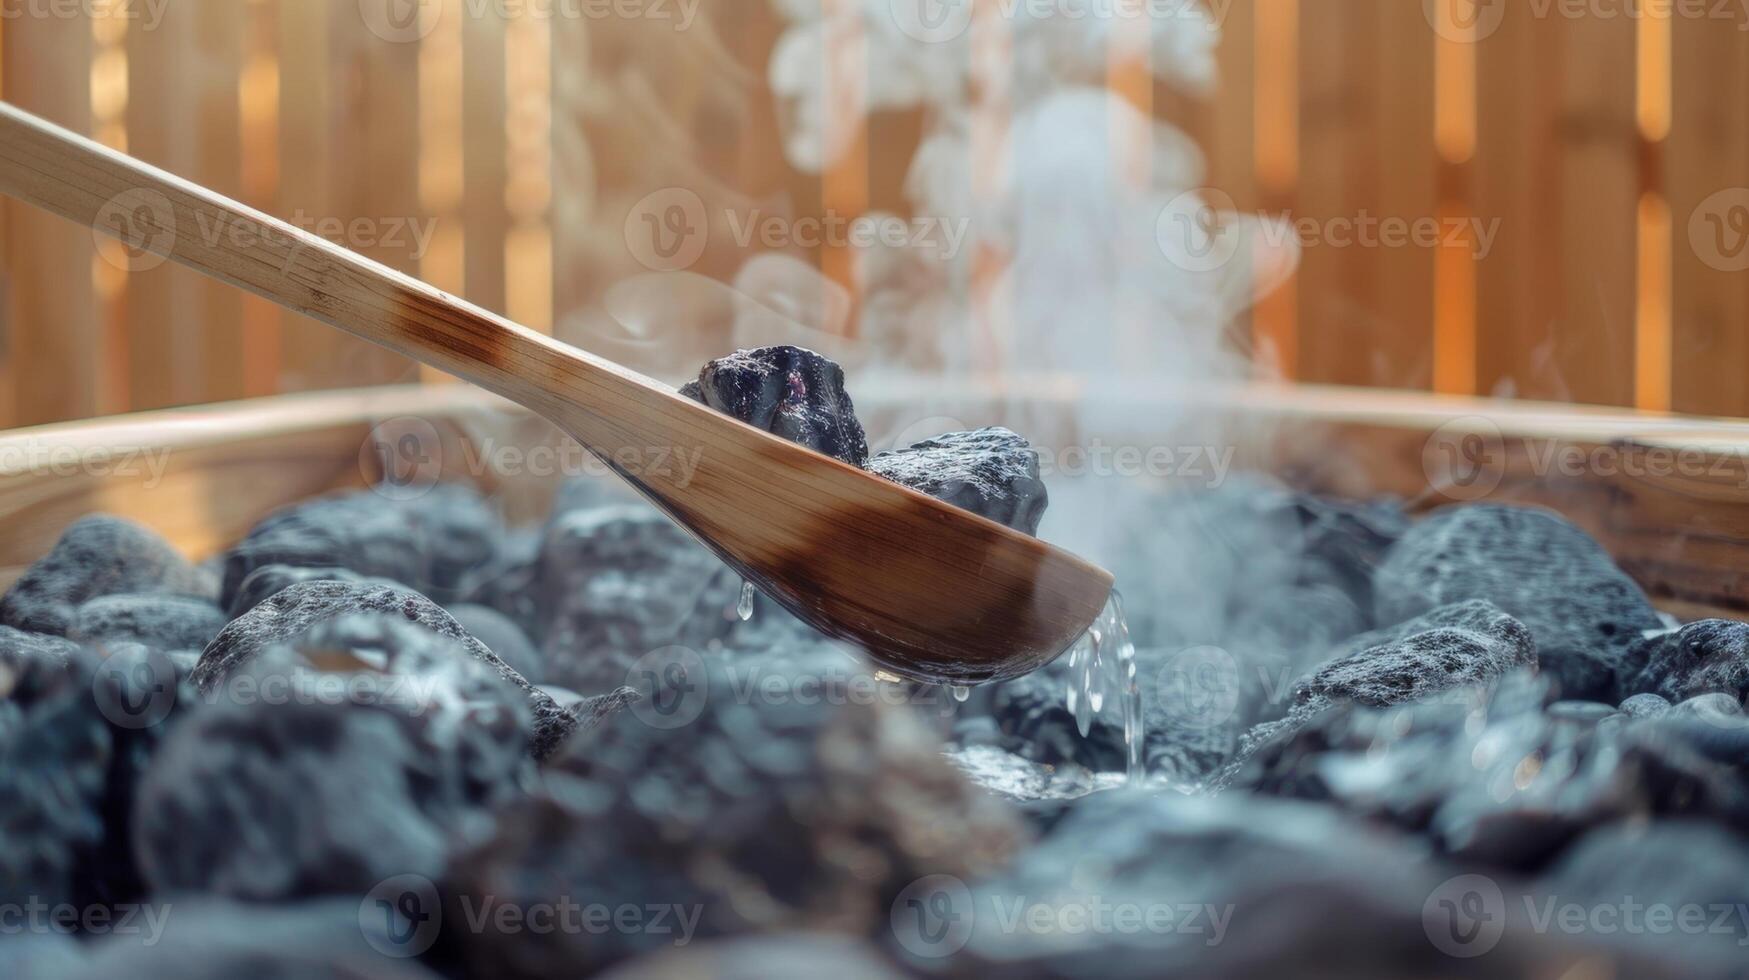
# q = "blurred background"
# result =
<box><xmin>0</xmin><ymin>0</ymin><xmax>1744</xmax><ymax>429</ymax></box>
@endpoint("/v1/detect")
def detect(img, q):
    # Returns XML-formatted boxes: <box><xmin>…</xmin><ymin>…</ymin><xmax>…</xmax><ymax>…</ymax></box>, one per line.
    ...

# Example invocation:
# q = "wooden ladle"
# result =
<box><xmin>0</xmin><ymin>101</ymin><xmax>1114</xmax><ymax>684</ymax></box>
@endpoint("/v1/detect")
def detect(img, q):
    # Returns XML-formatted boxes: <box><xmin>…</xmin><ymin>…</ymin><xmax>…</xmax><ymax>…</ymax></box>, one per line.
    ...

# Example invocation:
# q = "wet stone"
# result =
<box><xmin>136</xmin><ymin>616</ymin><xmax>532</xmax><ymax>901</ymax></box>
<box><xmin>192</xmin><ymin>580</ymin><xmax>573</xmax><ymax>759</ymax></box>
<box><xmin>1295</xmin><ymin>600</ymin><xmax>1537</xmax><ymax>709</ymax></box>
<box><xmin>1625</xmin><ymin>619</ymin><xmax>1749</xmax><ymax>707</ymax></box>
<box><xmin>1217</xmin><ymin>671</ymin><xmax>1749</xmax><ymax>871</ymax></box>
<box><xmin>1375</xmin><ymin>505</ymin><xmax>1661</xmax><ymax>702</ymax></box>
<box><xmin>1</xmin><ymin>516</ymin><xmax>216</xmax><ymax>636</ymax></box>
<box><xmin>989</xmin><ymin>644</ymin><xmax>1247</xmax><ymax>784</ymax></box>
<box><xmin>532</xmin><ymin>505</ymin><xmax>734</xmax><ymax>693</ymax></box>
<box><xmin>1619</xmin><ymin>692</ymin><xmax>1672</xmax><ymax>719</ymax></box>
<box><xmin>443</xmin><ymin>647</ymin><xmax>1026</xmax><ymax>977</ymax></box>
<box><xmin>868</xmin><ymin>427</ymin><xmax>1049</xmax><ymax>535</ymax></box>
<box><xmin>680</xmin><ymin>346</ymin><xmax>869</xmax><ymax>466</ymax></box>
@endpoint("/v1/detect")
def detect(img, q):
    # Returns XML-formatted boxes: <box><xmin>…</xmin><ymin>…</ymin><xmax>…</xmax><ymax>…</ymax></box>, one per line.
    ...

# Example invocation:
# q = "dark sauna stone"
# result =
<box><xmin>68</xmin><ymin>594</ymin><xmax>228</xmax><ymax>651</ymax></box>
<box><xmin>227</xmin><ymin>564</ymin><xmax>397</xmax><ymax>618</ymax></box>
<box><xmin>990</xmin><ymin>645</ymin><xmax>1246</xmax><ymax>783</ymax></box>
<box><xmin>1</xmin><ymin>516</ymin><xmax>215</xmax><ymax>636</ymax></box>
<box><xmin>448</xmin><ymin>602</ymin><xmax>544</xmax><ymax>685</ymax></box>
<box><xmin>1220</xmin><ymin>671</ymin><xmax>1749</xmax><ymax>871</ymax></box>
<box><xmin>1626</xmin><ymin>619</ymin><xmax>1749</xmax><ymax>707</ymax></box>
<box><xmin>680</xmin><ymin>346</ymin><xmax>869</xmax><ymax>466</ymax></box>
<box><xmin>0</xmin><ymin>652</ymin><xmax>112</xmax><ymax>912</ymax></box>
<box><xmin>219</xmin><ymin>485</ymin><xmax>503</xmax><ymax>610</ymax></box>
<box><xmin>1618</xmin><ymin>692</ymin><xmax>1672</xmax><ymax>719</ymax></box>
<box><xmin>868</xmin><ymin>427</ymin><xmax>1049</xmax><ymax>535</ymax></box>
<box><xmin>1296</xmin><ymin>600</ymin><xmax>1537</xmax><ymax>709</ymax></box>
<box><xmin>533</xmin><ymin>505</ymin><xmax>734</xmax><ymax>692</ymax></box>
<box><xmin>442</xmin><ymin>647</ymin><xmax>1026</xmax><ymax>977</ymax></box>
<box><xmin>0</xmin><ymin>625</ymin><xmax>80</xmax><ymax>675</ymax></box>
<box><xmin>135</xmin><ymin>617</ymin><xmax>531</xmax><ymax>901</ymax></box>
<box><xmin>1374</xmin><ymin>505</ymin><xmax>1661</xmax><ymax>702</ymax></box>
<box><xmin>191</xmin><ymin>581</ymin><xmax>573</xmax><ymax>759</ymax></box>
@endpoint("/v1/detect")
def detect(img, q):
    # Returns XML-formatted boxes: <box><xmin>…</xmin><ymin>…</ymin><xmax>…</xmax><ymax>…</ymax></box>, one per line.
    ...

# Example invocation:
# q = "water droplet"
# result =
<box><xmin>949</xmin><ymin>684</ymin><xmax>970</xmax><ymax>703</ymax></box>
<box><xmin>736</xmin><ymin>581</ymin><xmax>755</xmax><ymax>622</ymax></box>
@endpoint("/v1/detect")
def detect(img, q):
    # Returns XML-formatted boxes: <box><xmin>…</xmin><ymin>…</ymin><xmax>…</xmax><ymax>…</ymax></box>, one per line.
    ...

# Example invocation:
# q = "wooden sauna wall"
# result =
<box><xmin>0</xmin><ymin>0</ymin><xmax>1745</xmax><ymax>428</ymax></box>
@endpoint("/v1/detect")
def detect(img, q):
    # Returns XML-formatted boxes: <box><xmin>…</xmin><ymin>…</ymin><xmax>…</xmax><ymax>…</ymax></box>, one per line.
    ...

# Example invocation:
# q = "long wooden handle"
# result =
<box><xmin>0</xmin><ymin>101</ymin><xmax>647</xmax><ymax>425</ymax></box>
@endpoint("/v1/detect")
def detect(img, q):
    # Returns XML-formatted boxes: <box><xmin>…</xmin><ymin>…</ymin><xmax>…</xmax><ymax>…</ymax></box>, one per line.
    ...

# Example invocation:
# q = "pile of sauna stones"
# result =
<box><xmin>680</xmin><ymin>346</ymin><xmax>1050</xmax><ymax>535</ymax></box>
<box><xmin>2</xmin><ymin>346</ymin><xmax>1749</xmax><ymax>976</ymax></box>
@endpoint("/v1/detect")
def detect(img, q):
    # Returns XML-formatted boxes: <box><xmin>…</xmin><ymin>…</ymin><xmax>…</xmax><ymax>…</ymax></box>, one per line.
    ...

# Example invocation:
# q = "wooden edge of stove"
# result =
<box><xmin>0</xmin><ymin>382</ymin><xmax>1745</xmax><ymax>621</ymax></box>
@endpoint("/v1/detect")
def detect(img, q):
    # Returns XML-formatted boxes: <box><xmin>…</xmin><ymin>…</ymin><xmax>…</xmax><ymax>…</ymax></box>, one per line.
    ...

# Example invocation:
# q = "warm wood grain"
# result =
<box><xmin>0</xmin><ymin>102</ymin><xmax>1113</xmax><ymax>684</ymax></box>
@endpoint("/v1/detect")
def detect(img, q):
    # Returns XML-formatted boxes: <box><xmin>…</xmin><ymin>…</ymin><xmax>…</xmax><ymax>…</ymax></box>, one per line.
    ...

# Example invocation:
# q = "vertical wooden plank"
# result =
<box><xmin>4</xmin><ymin>15</ymin><xmax>95</xmax><ymax>425</ymax></box>
<box><xmin>504</xmin><ymin>10</ymin><xmax>550</xmax><ymax>333</ymax></box>
<box><xmin>192</xmin><ymin>0</ymin><xmax>246</xmax><ymax>405</ymax></box>
<box><xmin>1373</xmin><ymin>2</ymin><xmax>1438</xmax><ymax>391</ymax></box>
<box><xmin>1667</xmin><ymin>15</ymin><xmax>1749</xmax><ymax>419</ymax></box>
<box><xmin>0</xmin><ymin>14</ymin><xmax>9</xmax><ymax>429</ymax></box>
<box><xmin>1293</xmin><ymin>2</ymin><xmax>1436</xmax><ymax>391</ymax></box>
<box><xmin>549</xmin><ymin>6</ymin><xmax>590</xmax><ymax>333</ymax></box>
<box><xmin>1252</xmin><ymin>0</ymin><xmax>1298</xmax><ymax>379</ymax></box>
<box><xmin>125</xmin><ymin>0</ymin><xmax>193</xmax><ymax>411</ymax></box>
<box><xmin>1554</xmin><ymin>14</ymin><xmax>1638</xmax><ymax>407</ymax></box>
<box><xmin>126</xmin><ymin>0</ymin><xmax>245</xmax><ymax>409</ymax></box>
<box><xmin>277</xmin><ymin>0</ymin><xmax>341</xmax><ymax>394</ymax></box>
<box><xmin>1474</xmin><ymin>6</ymin><xmax>1560</xmax><ymax>402</ymax></box>
<box><xmin>463</xmin><ymin>5</ymin><xmax>508</xmax><ymax>315</ymax></box>
<box><xmin>239</xmin><ymin>0</ymin><xmax>283</xmax><ymax>398</ymax></box>
<box><xmin>1292</xmin><ymin>0</ymin><xmax>1364</xmax><ymax>386</ymax></box>
<box><xmin>350</xmin><ymin>9</ymin><xmax>423</xmax><ymax>378</ymax></box>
